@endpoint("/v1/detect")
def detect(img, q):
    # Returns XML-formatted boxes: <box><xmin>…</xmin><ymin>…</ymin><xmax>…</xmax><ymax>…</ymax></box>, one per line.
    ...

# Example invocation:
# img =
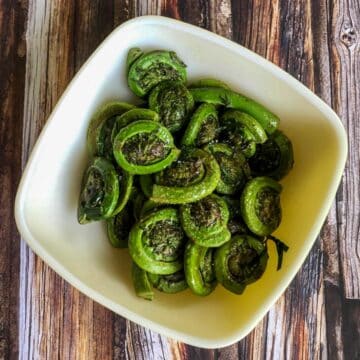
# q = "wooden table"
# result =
<box><xmin>2</xmin><ymin>0</ymin><xmax>360</xmax><ymax>359</ymax></box>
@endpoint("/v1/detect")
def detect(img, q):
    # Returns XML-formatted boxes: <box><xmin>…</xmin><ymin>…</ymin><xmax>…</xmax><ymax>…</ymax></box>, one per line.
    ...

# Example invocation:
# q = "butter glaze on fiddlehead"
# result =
<box><xmin>220</xmin><ymin>110</ymin><xmax>268</xmax><ymax>158</ymax></box>
<box><xmin>181</xmin><ymin>103</ymin><xmax>218</xmax><ymax>147</ymax></box>
<box><xmin>204</xmin><ymin>143</ymin><xmax>251</xmax><ymax>195</ymax></box>
<box><xmin>148</xmin><ymin>270</ymin><xmax>188</xmax><ymax>293</ymax></box>
<box><xmin>240</xmin><ymin>176</ymin><xmax>282</xmax><ymax>236</ymax></box>
<box><xmin>128</xmin><ymin>50</ymin><xmax>187</xmax><ymax>97</ymax></box>
<box><xmin>113</xmin><ymin>120</ymin><xmax>180</xmax><ymax>175</ymax></box>
<box><xmin>78</xmin><ymin>157</ymin><xmax>119</xmax><ymax>224</ymax></box>
<box><xmin>184</xmin><ymin>242</ymin><xmax>217</xmax><ymax>296</ymax></box>
<box><xmin>129</xmin><ymin>208</ymin><xmax>186</xmax><ymax>274</ymax></box>
<box><xmin>249</xmin><ymin>130</ymin><xmax>294</xmax><ymax>180</ymax></box>
<box><xmin>87</xmin><ymin>101</ymin><xmax>135</xmax><ymax>160</ymax></box>
<box><xmin>180</xmin><ymin>194</ymin><xmax>231</xmax><ymax>247</ymax></box>
<box><xmin>132</xmin><ymin>262</ymin><xmax>154</xmax><ymax>300</ymax></box>
<box><xmin>149</xmin><ymin>81</ymin><xmax>194</xmax><ymax>133</ymax></box>
<box><xmin>190</xmin><ymin>87</ymin><xmax>279</xmax><ymax>135</ymax></box>
<box><xmin>215</xmin><ymin>234</ymin><xmax>268</xmax><ymax>294</ymax></box>
<box><xmin>141</xmin><ymin>148</ymin><xmax>220</xmax><ymax>204</ymax></box>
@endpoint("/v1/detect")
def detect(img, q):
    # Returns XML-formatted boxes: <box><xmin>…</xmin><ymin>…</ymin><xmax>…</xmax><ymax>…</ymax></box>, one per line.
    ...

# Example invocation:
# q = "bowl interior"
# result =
<box><xmin>16</xmin><ymin>17</ymin><xmax>346</xmax><ymax>347</ymax></box>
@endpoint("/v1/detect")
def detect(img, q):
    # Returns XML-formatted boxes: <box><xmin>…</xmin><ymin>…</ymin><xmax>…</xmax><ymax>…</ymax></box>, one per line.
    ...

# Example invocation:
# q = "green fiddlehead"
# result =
<box><xmin>129</xmin><ymin>208</ymin><xmax>186</xmax><ymax>274</ymax></box>
<box><xmin>148</xmin><ymin>270</ymin><xmax>188</xmax><ymax>293</ymax></box>
<box><xmin>128</xmin><ymin>50</ymin><xmax>187</xmax><ymax>97</ymax></box>
<box><xmin>249</xmin><ymin>130</ymin><xmax>294</xmax><ymax>180</ymax></box>
<box><xmin>113</xmin><ymin>120</ymin><xmax>180</xmax><ymax>175</ymax></box>
<box><xmin>220</xmin><ymin>110</ymin><xmax>267</xmax><ymax>158</ymax></box>
<box><xmin>111</xmin><ymin>108</ymin><xmax>160</xmax><ymax>143</ymax></box>
<box><xmin>149</xmin><ymin>81</ymin><xmax>194</xmax><ymax>133</ymax></box>
<box><xmin>132</xmin><ymin>262</ymin><xmax>154</xmax><ymax>300</ymax></box>
<box><xmin>215</xmin><ymin>234</ymin><xmax>268</xmax><ymax>294</ymax></box>
<box><xmin>141</xmin><ymin>148</ymin><xmax>221</xmax><ymax>204</ymax></box>
<box><xmin>78</xmin><ymin>157</ymin><xmax>119</xmax><ymax>224</ymax></box>
<box><xmin>184</xmin><ymin>242</ymin><xmax>217</xmax><ymax>296</ymax></box>
<box><xmin>87</xmin><ymin>101</ymin><xmax>135</xmax><ymax>160</ymax></box>
<box><xmin>180</xmin><ymin>194</ymin><xmax>231</xmax><ymax>247</ymax></box>
<box><xmin>181</xmin><ymin>103</ymin><xmax>218</xmax><ymax>147</ymax></box>
<box><xmin>106</xmin><ymin>202</ymin><xmax>133</xmax><ymax>248</ymax></box>
<box><xmin>190</xmin><ymin>87</ymin><xmax>279</xmax><ymax>135</ymax></box>
<box><xmin>204</xmin><ymin>143</ymin><xmax>251</xmax><ymax>194</ymax></box>
<box><xmin>240</xmin><ymin>176</ymin><xmax>282</xmax><ymax>236</ymax></box>
<box><xmin>126</xmin><ymin>47</ymin><xmax>143</xmax><ymax>73</ymax></box>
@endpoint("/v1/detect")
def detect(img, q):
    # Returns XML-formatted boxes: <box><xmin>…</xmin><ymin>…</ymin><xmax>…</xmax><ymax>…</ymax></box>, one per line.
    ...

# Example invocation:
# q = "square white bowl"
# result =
<box><xmin>15</xmin><ymin>16</ymin><xmax>347</xmax><ymax>348</ymax></box>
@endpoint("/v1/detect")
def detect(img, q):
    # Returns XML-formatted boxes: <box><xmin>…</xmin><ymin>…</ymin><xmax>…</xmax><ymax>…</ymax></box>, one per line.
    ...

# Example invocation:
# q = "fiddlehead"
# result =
<box><xmin>129</xmin><ymin>208</ymin><xmax>186</xmax><ymax>274</ymax></box>
<box><xmin>249</xmin><ymin>130</ymin><xmax>294</xmax><ymax>180</ymax></box>
<box><xmin>128</xmin><ymin>50</ymin><xmax>187</xmax><ymax>97</ymax></box>
<box><xmin>181</xmin><ymin>103</ymin><xmax>219</xmax><ymax>147</ymax></box>
<box><xmin>141</xmin><ymin>148</ymin><xmax>220</xmax><ymax>204</ymax></box>
<box><xmin>78</xmin><ymin>157</ymin><xmax>119</xmax><ymax>224</ymax></box>
<box><xmin>184</xmin><ymin>242</ymin><xmax>217</xmax><ymax>296</ymax></box>
<box><xmin>215</xmin><ymin>234</ymin><xmax>268</xmax><ymax>294</ymax></box>
<box><xmin>203</xmin><ymin>143</ymin><xmax>251</xmax><ymax>194</ymax></box>
<box><xmin>240</xmin><ymin>176</ymin><xmax>282</xmax><ymax>236</ymax></box>
<box><xmin>148</xmin><ymin>270</ymin><xmax>188</xmax><ymax>293</ymax></box>
<box><xmin>149</xmin><ymin>81</ymin><xmax>194</xmax><ymax>133</ymax></box>
<box><xmin>180</xmin><ymin>194</ymin><xmax>230</xmax><ymax>247</ymax></box>
<box><xmin>190</xmin><ymin>87</ymin><xmax>279</xmax><ymax>135</ymax></box>
<box><xmin>132</xmin><ymin>262</ymin><xmax>154</xmax><ymax>300</ymax></box>
<box><xmin>113</xmin><ymin>120</ymin><xmax>180</xmax><ymax>175</ymax></box>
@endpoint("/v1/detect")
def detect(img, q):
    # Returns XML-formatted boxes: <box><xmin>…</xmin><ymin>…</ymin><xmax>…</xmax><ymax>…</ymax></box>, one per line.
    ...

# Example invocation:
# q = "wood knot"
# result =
<box><xmin>340</xmin><ymin>20</ymin><xmax>357</xmax><ymax>47</ymax></box>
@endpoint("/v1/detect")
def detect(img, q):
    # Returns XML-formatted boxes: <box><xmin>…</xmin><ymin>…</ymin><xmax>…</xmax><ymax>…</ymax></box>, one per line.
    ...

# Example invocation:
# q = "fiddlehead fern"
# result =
<box><xmin>215</xmin><ymin>234</ymin><xmax>268</xmax><ymax>294</ymax></box>
<box><xmin>240</xmin><ymin>176</ymin><xmax>282</xmax><ymax>236</ymax></box>
<box><xmin>128</xmin><ymin>50</ymin><xmax>187</xmax><ymax>97</ymax></box>
<box><xmin>113</xmin><ymin>120</ymin><xmax>180</xmax><ymax>175</ymax></box>
<box><xmin>149</xmin><ymin>81</ymin><xmax>194</xmax><ymax>133</ymax></box>
<box><xmin>129</xmin><ymin>208</ymin><xmax>186</xmax><ymax>274</ymax></box>
<box><xmin>180</xmin><ymin>194</ymin><xmax>230</xmax><ymax>247</ymax></box>
<box><xmin>148</xmin><ymin>270</ymin><xmax>188</xmax><ymax>293</ymax></box>
<box><xmin>78</xmin><ymin>157</ymin><xmax>119</xmax><ymax>224</ymax></box>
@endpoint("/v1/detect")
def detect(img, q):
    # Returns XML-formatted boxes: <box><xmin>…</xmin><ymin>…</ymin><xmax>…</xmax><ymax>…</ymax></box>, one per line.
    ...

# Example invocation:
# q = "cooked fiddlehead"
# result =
<box><xmin>219</xmin><ymin>110</ymin><xmax>267</xmax><ymax>158</ymax></box>
<box><xmin>249</xmin><ymin>130</ymin><xmax>294</xmax><ymax>180</ymax></box>
<box><xmin>180</xmin><ymin>194</ymin><xmax>231</xmax><ymax>247</ymax></box>
<box><xmin>215</xmin><ymin>234</ymin><xmax>268</xmax><ymax>294</ymax></box>
<box><xmin>204</xmin><ymin>143</ymin><xmax>251</xmax><ymax>194</ymax></box>
<box><xmin>141</xmin><ymin>148</ymin><xmax>220</xmax><ymax>204</ymax></box>
<box><xmin>240</xmin><ymin>176</ymin><xmax>282</xmax><ymax>236</ymax></box>
<box><xmin>126</xmin><ymin>47</ymin><xmax>143</xmax><ymax>73</ymax></box>
<box><xmin>128</xmin><ymin>50</ymin><xmax>187</xmax><ymax>97</ymax></box>
<box><xmin>111</xmin><ymin>108</ymin><xmax>159</xmax><ymax>143</ymax></box>
<box><xmin>181</xmin><ymin>103</ymin><xmax>218</xmax><ymax>147</ymax></box>
<box><xmin>190</xmin><ymin>87</ymin><xmax>279</xmax><ymax>135</ymax></box>
<box><xmin>78</xmin><ymin>157</ymin><xmax>119</xmax><ymax>224</ymax></box>
<box><xmin>132</xmin><ymin>262</ymin><xmax>154</xmax><ymax>300</ymax></box>
<box><xmin>184</xmin><ymin>242</ymin><xmax>217</xmax><ymax>296</ymax></box>
<box><xmin>106</xmin><ymin>202</ymin><xmax>133</xmax><ymax>248</ymax></box>
<box><xmin>149</xmin><ymin>81</ymin><xmax>194</xmax><ymax>133</ymax></box>
<box><xmin>87</xmin><ymin>101</ymin><xmax>135</xmax><ymax>160</ymax></box>
<box><xmin>112</xmin><ymin>166</ymin><xmax>133</xmax><ymax>216</ymax></box>
<box><xmin>148</xmin><ymin>270</ymin><xmax>188</xmax><ymax>293</ymax></box>
<box><xmin>113</xmin><ymin>120</ymin><xmax>180</xmax><ymax>175</ymax></box>
<box><xmin>129</xmin><ymin>208</ymin><xmax>186</xmax><ymax>274</ymax></box>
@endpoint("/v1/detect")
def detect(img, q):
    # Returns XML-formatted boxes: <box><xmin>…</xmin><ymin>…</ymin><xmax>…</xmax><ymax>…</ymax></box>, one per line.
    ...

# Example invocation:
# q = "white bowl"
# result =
<box><xmin>15</xmin><ymin>16</ymin><xmax>347</xmax><ymax>348</ymax></box>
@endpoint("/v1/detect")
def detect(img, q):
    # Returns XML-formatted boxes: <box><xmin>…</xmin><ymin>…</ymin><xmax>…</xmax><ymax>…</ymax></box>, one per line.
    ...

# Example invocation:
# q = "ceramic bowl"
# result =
<box><xmin>15</xmin><ymin>16</ymin><xmax>347</xmax><ymax>348</ymax></box>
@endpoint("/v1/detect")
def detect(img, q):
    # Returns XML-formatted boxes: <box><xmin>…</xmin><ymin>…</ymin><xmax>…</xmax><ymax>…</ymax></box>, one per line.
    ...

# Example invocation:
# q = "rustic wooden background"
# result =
<box><xmin>1</xmin><ymin>0</ymin><xmax>360</xmax><ymax>359</ymax></box>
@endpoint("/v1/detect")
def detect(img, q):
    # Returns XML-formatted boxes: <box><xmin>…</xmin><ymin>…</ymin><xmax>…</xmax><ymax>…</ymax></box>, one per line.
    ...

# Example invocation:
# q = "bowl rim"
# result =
<box><xmin>15</xmin><ymin>15</ymin><xmax>348</xmax><ymax>348</ymax></box>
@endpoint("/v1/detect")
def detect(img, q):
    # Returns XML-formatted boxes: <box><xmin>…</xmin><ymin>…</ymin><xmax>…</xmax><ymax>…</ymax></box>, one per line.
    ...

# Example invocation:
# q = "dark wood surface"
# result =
<box><xmin>1</xmin><ymin>0</ymin><xmax>360</xmax><ymax>359</ymax></box>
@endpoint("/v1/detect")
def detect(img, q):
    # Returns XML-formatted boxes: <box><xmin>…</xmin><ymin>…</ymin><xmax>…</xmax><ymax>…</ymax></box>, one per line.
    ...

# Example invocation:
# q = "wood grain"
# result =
<box><xmin>0</xmin><ymin>1</ymin><xmax>27</xmax><ymax>359</ymax></box>
<box><xmin>0</xmin><ymin>0</ymin><xmax>356</xmax><ymax>359</ymax></box>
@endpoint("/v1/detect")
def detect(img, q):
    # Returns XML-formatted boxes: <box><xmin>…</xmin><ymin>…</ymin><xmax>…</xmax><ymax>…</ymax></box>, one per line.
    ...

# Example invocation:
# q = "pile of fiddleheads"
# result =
<box><xmin>78</xmin><ymin>48</ymin><xmax>294</xmax><ymax>300</ymax></box>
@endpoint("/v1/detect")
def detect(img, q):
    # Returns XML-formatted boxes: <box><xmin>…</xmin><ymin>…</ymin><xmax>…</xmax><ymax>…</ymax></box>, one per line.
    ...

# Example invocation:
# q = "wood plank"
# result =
<box><xmin>0</xmin><ymin>1</ymin><xmax>28</xmax><ymax>359</ymax></box>
<box><xmin>333</xmin><ymin>0</ymin><xmax>360</xmax><ymax>300</ymax></box>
